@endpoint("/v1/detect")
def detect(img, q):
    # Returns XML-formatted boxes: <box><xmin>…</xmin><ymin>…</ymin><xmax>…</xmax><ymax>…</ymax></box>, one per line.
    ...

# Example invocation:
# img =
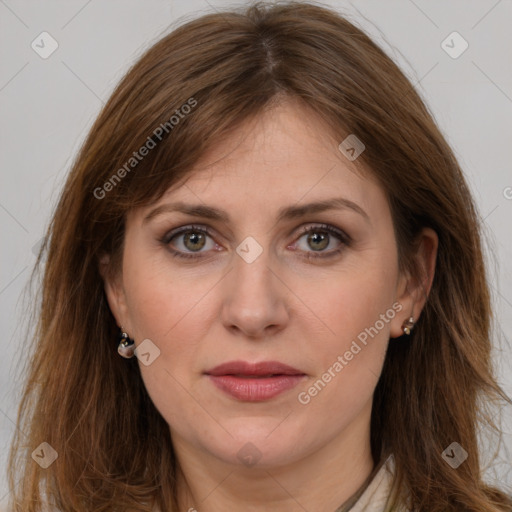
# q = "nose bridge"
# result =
<box><xmin>234</xmin><ymin>242</ymin><xmax>273</xmax><ymax>295</ymax></box>
<box><xmin>220</xmin><ymin>239</ymin><xmax>288</xmax><ymax>337</ymax></box>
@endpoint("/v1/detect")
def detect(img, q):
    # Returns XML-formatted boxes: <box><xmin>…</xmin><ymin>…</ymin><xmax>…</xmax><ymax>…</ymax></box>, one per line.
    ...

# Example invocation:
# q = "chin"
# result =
<box><xmin>200</xmin><ymin>422</ymin><xmax>314</xmax><ymax>469</ymax></box>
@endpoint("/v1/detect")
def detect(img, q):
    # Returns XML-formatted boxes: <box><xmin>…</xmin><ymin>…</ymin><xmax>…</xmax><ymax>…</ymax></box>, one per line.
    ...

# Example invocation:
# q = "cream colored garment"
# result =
<box><xmin>335</xmin><ymin>454</ymin><xmax>408</xmax><ymax>512</ymax></box>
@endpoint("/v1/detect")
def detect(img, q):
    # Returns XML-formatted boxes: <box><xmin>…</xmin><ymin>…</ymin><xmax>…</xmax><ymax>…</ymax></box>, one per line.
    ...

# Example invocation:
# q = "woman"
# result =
<box><xmin>7</xmin><ymin>1</ymin><xmax>512</xmax><ymax>511</ymax></box>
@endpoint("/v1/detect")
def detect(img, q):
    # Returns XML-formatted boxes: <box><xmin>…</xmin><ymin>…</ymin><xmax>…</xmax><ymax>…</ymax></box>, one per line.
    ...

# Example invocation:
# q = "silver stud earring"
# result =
<box><xmin>402</xmin><ymin>316</ymin><xmax>415</xmax><ymax>335</ymax></box>
<box><xmin>117</xmin><ymin>327</ymin><xmax>135</xmax><ymax>358</ymax></box>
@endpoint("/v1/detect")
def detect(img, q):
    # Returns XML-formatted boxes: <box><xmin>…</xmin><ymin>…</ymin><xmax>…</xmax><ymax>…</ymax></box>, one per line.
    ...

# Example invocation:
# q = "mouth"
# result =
<box><xmin>204</xmin><ymin>360</ymin><xmax>306</xmax><ymax>401</ymax></box>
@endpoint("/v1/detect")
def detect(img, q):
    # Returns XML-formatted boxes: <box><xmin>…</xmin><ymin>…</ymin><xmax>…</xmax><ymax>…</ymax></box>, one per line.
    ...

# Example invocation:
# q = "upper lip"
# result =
<box><xmin>205</xmin><ymin>360</ymin><xmax>305</xmax><ymax>377</ymax></box>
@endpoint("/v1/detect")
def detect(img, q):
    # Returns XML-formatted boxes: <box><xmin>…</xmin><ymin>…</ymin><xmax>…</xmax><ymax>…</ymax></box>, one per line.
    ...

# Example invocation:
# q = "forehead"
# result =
<box><xmin>131</xmin><ymin>100</ymin><xmax>388</xmax><ymax>226</ymax></box>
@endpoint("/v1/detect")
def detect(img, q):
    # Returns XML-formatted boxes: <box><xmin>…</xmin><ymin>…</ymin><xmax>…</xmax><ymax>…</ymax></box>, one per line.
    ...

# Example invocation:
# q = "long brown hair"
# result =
<box><xmin>8</xmin><ymin>1</ymin><xmax>511</xmax><ymax>510</ymax></box>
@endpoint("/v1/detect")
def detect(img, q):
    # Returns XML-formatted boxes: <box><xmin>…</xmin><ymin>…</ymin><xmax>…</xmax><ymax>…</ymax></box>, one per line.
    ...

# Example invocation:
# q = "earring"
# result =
<box><xmin>402</xmin><ymin>316</ymin><xmax>415</xmax><ymax>335</ymax></box>
<box><xmin>117</xmin><ymin>327</ymin><xmax>135</xmax><ymax>358</ymax></box>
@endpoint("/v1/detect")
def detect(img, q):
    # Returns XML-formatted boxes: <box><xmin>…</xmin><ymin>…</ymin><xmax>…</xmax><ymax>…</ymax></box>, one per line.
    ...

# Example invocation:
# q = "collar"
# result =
<box><xmin>334</xmin><ymin>454</ymin><xmax>400</xmax><ymax>512</ymax></box>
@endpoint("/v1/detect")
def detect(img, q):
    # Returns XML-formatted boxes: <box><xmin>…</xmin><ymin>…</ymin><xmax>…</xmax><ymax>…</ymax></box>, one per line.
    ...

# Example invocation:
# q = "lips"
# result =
<box><xmin>205</xmin><ymin>360</ymin><xmax>306</xmax><ymax>401</ymax></box>
<box><xmin>205</xmin><ymin>360</ymin><xmax>304</xmax><ymax>377</ymax></box>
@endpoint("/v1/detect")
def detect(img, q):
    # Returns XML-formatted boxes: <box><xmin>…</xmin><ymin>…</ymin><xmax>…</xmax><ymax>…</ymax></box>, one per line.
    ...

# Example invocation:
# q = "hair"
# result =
<box><xmin>7</xmin><ymin>1</ymin><xmax>512</xmax><ymax>511</ymax></box>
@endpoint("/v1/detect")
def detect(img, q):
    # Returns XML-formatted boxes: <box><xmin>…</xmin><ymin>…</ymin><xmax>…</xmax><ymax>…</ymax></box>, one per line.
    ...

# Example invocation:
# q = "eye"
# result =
<box><xmin>291</xmin><ymin>224</ymin><xmax>350</xmax><ymax>259</ymax></box>
<box><xmin>162</xmin><ymin>225</ymin><xmax>219</xmax><ymax>260</ymax></box>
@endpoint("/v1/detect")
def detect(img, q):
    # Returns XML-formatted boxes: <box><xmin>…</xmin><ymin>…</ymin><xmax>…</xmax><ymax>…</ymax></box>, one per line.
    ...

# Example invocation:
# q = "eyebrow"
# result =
<box><xmin>143</xmin><ymin>197</ymin><xmax>370</xmax><ymax>225</ymax></box>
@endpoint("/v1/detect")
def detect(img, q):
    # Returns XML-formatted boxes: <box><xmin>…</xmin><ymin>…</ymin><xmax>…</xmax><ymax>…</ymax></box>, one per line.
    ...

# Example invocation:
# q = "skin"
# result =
<box><xmin>102</xmin><ymin>98</ymin><xmax>438</xmax><ymax>511</ymax></box>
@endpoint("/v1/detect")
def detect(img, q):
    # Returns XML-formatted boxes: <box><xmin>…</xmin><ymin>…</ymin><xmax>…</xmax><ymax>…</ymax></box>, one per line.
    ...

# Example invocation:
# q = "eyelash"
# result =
<box><xmin>160</xmin><ymin>223</ymin><xmax>351</xmax><ymax>261</ymax></box>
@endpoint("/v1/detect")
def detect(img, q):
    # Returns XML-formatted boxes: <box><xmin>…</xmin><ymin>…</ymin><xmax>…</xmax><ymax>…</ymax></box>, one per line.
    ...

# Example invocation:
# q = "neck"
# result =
<box><xmin>173</xmin><ymin>403</ymin><xmax>375</xmax><ymax>512</ymax></box>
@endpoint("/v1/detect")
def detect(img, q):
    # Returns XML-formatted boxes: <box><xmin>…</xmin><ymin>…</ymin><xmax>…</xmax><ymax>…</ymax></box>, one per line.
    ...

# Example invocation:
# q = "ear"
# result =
<box><xmin>390</xmin><ymin>227</ymin><xmax>438</xmax><ymax>338</ymax></box>
<box><xmin>99</xmin><ymin>253</ymin><xmax>131</xmax><ymax>333</ymax></box>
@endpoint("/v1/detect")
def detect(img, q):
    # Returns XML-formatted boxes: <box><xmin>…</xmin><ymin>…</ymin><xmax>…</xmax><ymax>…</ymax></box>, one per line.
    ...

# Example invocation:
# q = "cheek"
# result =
<box><xmin>121</xmin><ymin>257</ymin><xmax>209</xmax><ymax>423</ymax></box>
<box><xmin>297</xmin><ymin>258</ymin><xmax>397</xmax><ymax>399</ymax></box>
<box><xmin>303</xmin><ymin>258</ymin><xmax>398</xmax><ymax>347</ymax></box>
<box><xmin>122</xmin><ymin>246</ymin><xmax>210</xmax><ymax>341</ymax></box>
<box><xmin>121</xmin><ymin>250</ymin><xmax>221</xmax><ymax>394</ymax></box>
<box><xmin>296</xmin><ymin>293</ymin><xmax>392</xmax><ymax>431</ymax></box>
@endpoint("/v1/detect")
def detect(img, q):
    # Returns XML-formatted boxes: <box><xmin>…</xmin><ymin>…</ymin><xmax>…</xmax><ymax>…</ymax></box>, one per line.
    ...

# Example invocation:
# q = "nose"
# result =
<box><xmin>220</xmin><ymin>245</ymin><xmax>290</xmax><ymax>339</ymax></box>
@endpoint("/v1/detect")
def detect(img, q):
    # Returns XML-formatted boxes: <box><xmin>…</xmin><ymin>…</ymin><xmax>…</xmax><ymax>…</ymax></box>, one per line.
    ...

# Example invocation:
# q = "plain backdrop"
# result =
<box><xmin>1</xmin><ymin>0</ymin><xmax>511</xmax><ymax>505</ymax></box>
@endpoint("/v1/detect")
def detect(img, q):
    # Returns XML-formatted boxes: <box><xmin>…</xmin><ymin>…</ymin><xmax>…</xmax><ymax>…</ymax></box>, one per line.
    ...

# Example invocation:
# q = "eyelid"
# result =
<box><xmin>293</xmin><ymin>223</ymin><xmax>351</xmax><ymax>244</ymax></box>
<box><xmin>161</xmin><ymin>223</ymin><xmax>218</xmax><ymax>245</ymax></box>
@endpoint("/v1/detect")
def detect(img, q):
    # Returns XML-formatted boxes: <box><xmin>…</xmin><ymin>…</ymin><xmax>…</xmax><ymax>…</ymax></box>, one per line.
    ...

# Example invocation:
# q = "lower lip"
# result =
<box><xmin>207</xmin><ymin>375</ymin><xmax>306</xmax><ymax>401</ymax></box>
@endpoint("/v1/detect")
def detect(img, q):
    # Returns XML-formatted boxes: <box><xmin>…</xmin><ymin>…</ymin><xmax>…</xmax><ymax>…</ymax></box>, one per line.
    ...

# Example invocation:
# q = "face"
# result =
<box><xmin>104</xmin><ymin>99</ymin><xmax>419</xmax><ymax>471</ymax></box>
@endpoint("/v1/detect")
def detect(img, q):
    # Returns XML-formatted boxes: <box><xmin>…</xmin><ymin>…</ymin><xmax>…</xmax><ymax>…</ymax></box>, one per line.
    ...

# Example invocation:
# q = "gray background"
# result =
<box><xmin>1</xmin><ymin>0</ymin><xmax>511</xmax><ymax>505</ymax></box>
